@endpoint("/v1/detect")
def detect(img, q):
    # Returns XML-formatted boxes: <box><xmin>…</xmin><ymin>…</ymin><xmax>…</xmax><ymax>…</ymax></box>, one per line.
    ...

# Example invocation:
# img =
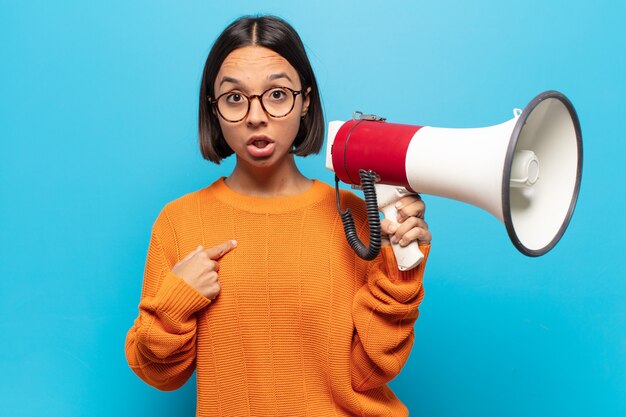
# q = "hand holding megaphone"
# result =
<box><xmin>376</xmin><ymin>184</ymin><xmax>425</xmax><ymax>270</ymax></box>
<box><xmin>327</xmin><ymin>91</ymin><xmax>582</xmax><ymax>270</ymax></box>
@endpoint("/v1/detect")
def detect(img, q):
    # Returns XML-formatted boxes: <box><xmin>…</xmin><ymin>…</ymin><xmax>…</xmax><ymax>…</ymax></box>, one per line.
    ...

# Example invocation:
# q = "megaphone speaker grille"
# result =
<box><xmin>503</xmin><ymin>91</ymin><xmax>583</xmax><ymax>256</ymax></box>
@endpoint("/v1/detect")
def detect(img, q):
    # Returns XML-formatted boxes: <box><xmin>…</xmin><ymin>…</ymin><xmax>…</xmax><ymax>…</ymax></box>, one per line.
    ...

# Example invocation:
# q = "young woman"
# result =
<box><xmin>125</xmin><ymin>15</ymin><xmax>432</xmax><ymax>417</ymax></box>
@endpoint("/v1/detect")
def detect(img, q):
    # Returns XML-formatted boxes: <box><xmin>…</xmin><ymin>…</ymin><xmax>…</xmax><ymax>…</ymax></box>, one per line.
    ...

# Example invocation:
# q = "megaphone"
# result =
<box><xmin>326</xmin><ymin>90</ymin><xmax>583</xmax><ymax>270</ymax></box>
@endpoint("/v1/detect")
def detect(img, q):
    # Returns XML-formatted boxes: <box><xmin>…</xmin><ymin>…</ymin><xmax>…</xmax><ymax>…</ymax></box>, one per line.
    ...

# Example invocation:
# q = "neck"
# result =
<box><xmin>225</xmin><ymin>155</ymin><xmax>312</xmax><ymax>198</ymax></box>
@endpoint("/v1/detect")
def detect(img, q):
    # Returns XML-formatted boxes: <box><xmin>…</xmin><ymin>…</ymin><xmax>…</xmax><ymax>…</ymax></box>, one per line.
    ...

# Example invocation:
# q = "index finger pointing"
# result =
<box><xmin>203</xmin><ymin>240</ymin><xmax>238</xmax><ymax>260</ymax></box>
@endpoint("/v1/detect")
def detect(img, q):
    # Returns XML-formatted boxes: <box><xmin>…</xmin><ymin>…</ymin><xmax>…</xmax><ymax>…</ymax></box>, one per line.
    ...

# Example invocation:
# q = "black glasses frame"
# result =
<box><xmin>209</xmin><ymin>87</ymin><xmax>304</xmax><ymax>123</ymax></box>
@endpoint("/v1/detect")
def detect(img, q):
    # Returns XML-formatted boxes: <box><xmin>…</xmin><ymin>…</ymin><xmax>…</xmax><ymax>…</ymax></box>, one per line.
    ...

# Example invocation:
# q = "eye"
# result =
<box><xmin>225</xmin><ymin>93</ymin><xmax>246</xmax><ymax>104</ymax></box>
<box><xmin>267</xmin><ymin>88</ymin><xmax>288</xmax><ymax>102</ymax></box>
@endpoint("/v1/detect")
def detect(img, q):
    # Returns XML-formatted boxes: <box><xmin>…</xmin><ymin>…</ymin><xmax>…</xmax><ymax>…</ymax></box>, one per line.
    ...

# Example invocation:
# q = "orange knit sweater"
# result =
<box><xmin>125</xmin><ymin>178</ymin><xmax>430</xmax><ymax>417</ymax></box>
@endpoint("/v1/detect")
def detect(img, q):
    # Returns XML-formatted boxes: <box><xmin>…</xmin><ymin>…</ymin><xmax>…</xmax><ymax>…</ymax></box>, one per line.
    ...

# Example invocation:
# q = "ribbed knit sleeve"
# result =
<box><xmin>350</xmin><ymin>244</ymin><xmax>430</xmax><ymax>392</ymax></box>
<box><xmin>125</xmin><ymin>210</ymin><xmax>211</xmax><ymax>391</ymax></box>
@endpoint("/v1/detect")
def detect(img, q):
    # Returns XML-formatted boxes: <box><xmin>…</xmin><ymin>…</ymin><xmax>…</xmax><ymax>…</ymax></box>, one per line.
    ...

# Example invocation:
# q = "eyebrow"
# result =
<box><xmin>268</xmin><ymin>72</ymin><xmax>293</xmax><ymax>83</ymax></box>
<box><xmin>218</xmin><ymin>73</ymin><xmax>293</xmax><ymax>88</ymax></box>
<box><xmin>219</xmin><ymin>76</ymin><xmax>240</xmax><ymax>87</ymax></box>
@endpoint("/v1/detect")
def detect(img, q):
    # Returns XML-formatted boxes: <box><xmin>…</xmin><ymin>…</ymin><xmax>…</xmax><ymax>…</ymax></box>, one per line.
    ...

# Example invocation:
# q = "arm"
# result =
<box><xmin>350</xmin><ymin>244</ymin><xmax>430</xmax><ymax>392</ymax></box>
<box><xmin>350</xmin><ymin>193</ymin><xmax>431</xmax><ymax>391</ymax></box>
<box><xmin>125</xmin><ymin>213</ymin><xmax>211</xmax><ymax>391</ymax></box>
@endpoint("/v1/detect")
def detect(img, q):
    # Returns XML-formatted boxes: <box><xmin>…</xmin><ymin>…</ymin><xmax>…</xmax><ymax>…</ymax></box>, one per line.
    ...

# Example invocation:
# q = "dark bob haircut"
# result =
<box><xmin>198</xmin><ymin>15</ymin><xmax>324</xmax><ymax>163</ymax></box>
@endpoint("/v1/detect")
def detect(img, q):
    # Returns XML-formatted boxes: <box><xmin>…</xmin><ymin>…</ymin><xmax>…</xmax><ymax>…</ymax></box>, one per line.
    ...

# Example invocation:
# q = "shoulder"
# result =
<box><xmin>312</xmin><ymin>180</ymin><xmax>366</xmax><ymax>211</ymax></box>
<box><xmin>164</xmin><ymin>188</ymin><xmax>205</xmax><ymax>215</ymax></box>
<box><xmin>151</xmin><ymin>182</ymin><xmax>217</xmax><ymax>234</ymax></box>
<box><xmin>339</xmin><ymin>188</ymin><xmax>365</xmax><ymax>209</ymax></box>
<box><xmin>331</xmin><ymin>185</ymin><xmax>368</xmax><ymax>227</ymax></box>
<box><xmin>337</xmin><ymin>186</ymin><xmax>366</xmax><ymax>213</ymax></box>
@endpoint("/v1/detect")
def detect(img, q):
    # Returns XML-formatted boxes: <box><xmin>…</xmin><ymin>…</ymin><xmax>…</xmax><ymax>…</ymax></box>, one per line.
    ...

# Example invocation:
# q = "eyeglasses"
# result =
<box><xmin>209</xmin><ymin>87</ymin><xmax>304</xmax><ymax>123</ymax></box>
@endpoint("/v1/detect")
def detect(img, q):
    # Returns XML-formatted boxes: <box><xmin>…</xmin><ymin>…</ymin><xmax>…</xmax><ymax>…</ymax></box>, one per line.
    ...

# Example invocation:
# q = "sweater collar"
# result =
<box><xmin>207</xmin><ymin>177</ymin><xmax>331</xmax><ymax>213</ymax></box>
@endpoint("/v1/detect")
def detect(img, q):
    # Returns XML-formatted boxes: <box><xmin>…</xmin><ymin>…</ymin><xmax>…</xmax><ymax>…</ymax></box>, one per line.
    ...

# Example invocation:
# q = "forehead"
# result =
<box><xmin>216</xmin><ymin>46</ymin><xmax>299</xmax><ymax>89</ymax></box>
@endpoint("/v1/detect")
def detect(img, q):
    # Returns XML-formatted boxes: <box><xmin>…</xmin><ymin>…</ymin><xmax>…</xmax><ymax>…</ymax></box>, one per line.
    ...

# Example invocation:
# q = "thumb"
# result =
<box><xmin>380</xmin><ymin>219</ymin><xmax>398</xmax><ymax>236</ymax></box>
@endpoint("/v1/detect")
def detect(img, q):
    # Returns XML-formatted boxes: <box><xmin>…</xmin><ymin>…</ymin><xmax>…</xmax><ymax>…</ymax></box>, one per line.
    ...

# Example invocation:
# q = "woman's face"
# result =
<box><xmin>213</xmin><ymin>46</ymin><xmax>310</xmax><ymax>169</ymax></box>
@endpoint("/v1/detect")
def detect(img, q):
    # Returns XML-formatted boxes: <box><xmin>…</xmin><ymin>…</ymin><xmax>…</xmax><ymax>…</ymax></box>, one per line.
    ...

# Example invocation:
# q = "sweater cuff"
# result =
<box><xmin>380</xmin><ymin>244</ymin><xmax>431</xmax><ymax>282</ymax></box>
<box><xmin>153</xmin><ymin>271</ymin><xmax>212</xmax><ymax>322</ymax></box>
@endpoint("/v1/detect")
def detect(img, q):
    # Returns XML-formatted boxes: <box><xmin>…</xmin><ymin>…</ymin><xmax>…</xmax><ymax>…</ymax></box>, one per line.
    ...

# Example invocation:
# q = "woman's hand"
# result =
<box><xmin>172</xmin><ymin>240</ymin><xmax>237</xmax><ymax>300</ymax></box>
<box><xmin>380</xmin><ymin>195</ymin><xmax>431</xmax><ymax>246</ymax></box>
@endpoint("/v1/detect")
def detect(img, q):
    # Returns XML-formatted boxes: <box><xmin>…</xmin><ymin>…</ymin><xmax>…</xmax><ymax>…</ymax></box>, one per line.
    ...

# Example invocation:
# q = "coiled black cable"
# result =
<box><xmin>335</xmin><ymin>169</ymin><xmax>381</xmax><ymax>260</ymax></box>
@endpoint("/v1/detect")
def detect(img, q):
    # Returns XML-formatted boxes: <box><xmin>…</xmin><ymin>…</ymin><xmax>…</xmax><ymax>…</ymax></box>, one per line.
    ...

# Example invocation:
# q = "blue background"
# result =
<box><xmin>1</xmin><ymin>0</ymin><xmax>624</xmax><ymax>416</ymax></box>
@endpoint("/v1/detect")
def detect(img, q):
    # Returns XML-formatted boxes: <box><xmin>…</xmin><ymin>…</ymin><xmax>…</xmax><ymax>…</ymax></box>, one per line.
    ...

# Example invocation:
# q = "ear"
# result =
<box><xmin>207</xmin><ymin>95</ymin><xmax>218</xmax><ymax>117</ymax></box>
<box><xmin>301</xmin><ymin>87</ymin><xmax>311</xmax><ymax>117</ymax></box>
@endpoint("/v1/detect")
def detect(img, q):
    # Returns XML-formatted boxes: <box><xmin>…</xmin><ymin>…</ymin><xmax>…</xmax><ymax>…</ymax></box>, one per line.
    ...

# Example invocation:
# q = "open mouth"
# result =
<box><xmin>246</xmin><ymin>136</ymin><xmax>276</xmax><ymax>158</ymax></box>
<box><xmin>252</xmin><ymin>140</ymin><xmax>270</xmax><ymax>148</ymax></box>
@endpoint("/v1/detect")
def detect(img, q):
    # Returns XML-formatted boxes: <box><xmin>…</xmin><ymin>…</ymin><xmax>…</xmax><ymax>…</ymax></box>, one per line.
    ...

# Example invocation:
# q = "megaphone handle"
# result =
<box><xmin>380</xmin><ymin>204</ymin><xmax>425</xmax><ymax>271</ymax></box>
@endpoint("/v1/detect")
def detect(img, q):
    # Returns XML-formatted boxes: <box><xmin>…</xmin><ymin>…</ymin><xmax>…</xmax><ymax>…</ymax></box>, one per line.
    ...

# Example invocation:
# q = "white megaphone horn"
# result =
<box><xmin>326</xmin><ymin>90</ymin><xmax>583</xmax><ymax>271</ymax></box>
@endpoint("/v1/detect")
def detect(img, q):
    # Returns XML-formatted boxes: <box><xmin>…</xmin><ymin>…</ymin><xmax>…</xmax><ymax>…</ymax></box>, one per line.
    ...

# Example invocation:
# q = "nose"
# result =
<box><xmin>246</xmin><ymin>96</ymin><xmax>268</xmax><ymax>126</ymax></box>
